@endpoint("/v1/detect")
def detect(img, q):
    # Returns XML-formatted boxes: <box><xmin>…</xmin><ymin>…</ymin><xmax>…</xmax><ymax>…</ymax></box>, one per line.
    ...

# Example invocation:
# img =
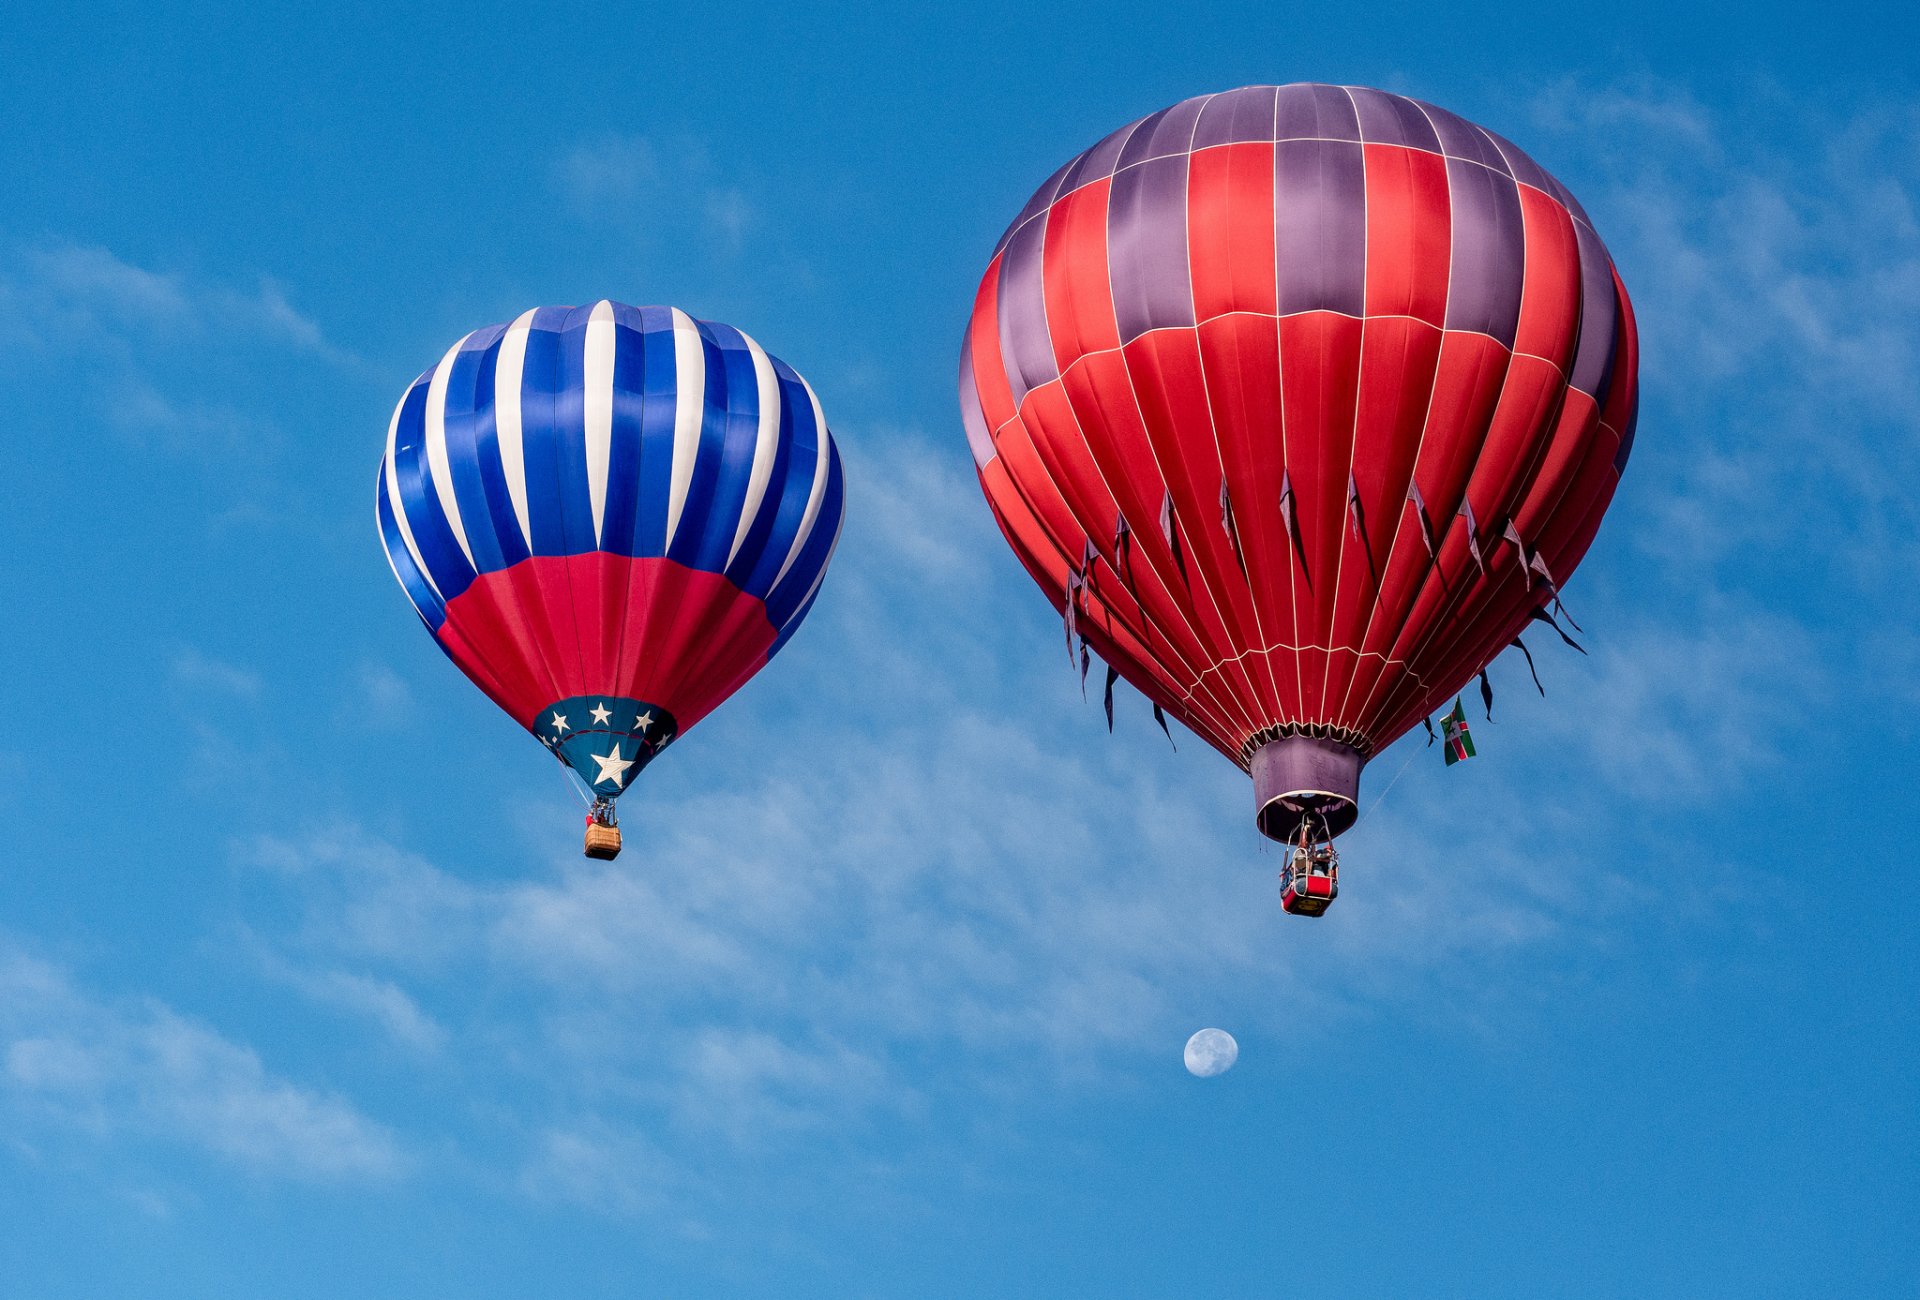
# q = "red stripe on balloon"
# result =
<box><xmin>438</xmin><ymin>555</ymin><xmax>774</xmax><ymax>734</ymax></box>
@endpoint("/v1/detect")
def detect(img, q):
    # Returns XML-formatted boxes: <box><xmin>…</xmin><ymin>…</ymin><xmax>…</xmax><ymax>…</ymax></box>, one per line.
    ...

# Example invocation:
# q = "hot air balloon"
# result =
<box><xmin>958</xmin><ymin>85</ymin><xmax>1638</xmax><ymax>913</ymax></box>
<box><xmin>379</xmin><ymin>302</ymin><xmax>844</xmax><ymax>860</ymax></box>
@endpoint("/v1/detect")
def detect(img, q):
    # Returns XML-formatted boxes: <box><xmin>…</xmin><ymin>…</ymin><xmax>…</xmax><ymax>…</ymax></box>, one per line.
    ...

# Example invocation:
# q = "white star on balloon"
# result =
<box><xmin>589</xmin><ymin>703</ymin><xmax>612</xmax><ymax>726</ymax></box>
<box><xmin>549</xmin><ymin>713</ymin><xmax>569</xmax><ymax>734</ymax></box>
<box><xmin>589</xmin><ymin>744</ymin><xmax>635</xmax><ymax>787</ymax></box>
<box><xmin>634</xmin><ymin>711</ymin><xmax>653</xmax><ymax>731</ymax></box>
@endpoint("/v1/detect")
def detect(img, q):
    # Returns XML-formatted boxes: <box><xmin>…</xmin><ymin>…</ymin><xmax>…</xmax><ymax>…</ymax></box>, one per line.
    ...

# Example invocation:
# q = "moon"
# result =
<box><xmin>1184</xmin><ymin>1028</ymin><xmax>1239</xmax><ymax>1078</ymax></box>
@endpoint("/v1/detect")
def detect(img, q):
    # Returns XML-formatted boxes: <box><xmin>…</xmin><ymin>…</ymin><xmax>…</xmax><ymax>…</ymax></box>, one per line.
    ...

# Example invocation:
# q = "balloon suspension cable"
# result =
<box><xmin>561</xmin><ymin>767</ymin><xmax>597</xmax><ymax>811</ymax></box>
<box><xmin>1354</xmin><ymin>740</ymin><xmax>1422</xmax><ymax>828</ymax></box>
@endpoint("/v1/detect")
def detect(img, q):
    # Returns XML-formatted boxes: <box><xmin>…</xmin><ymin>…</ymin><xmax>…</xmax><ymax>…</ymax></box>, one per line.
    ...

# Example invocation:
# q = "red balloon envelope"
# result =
<box><xmin>959</xmin><ymin>84</ymin><xmax>1638</xmax><ymax>840</ymax></box>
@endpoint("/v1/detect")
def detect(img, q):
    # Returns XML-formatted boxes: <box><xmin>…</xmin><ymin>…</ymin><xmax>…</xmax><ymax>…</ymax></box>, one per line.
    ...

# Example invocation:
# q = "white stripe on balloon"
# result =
<box><xmin>726</xmin><ymin>329</ymin><xmax>782</xmax><ymax>568</ymax></box>
<box><xmin>582</xmin><ymin>300</ymin><xmax>616</xmax><ymax>544</ymax></box>
<box><xmin>769</xmin><ymin>377</ymin><xmax>832</xmax><ymax>594</ymax></box>
<box><xmin>493</xmin><ymin>308</ymin><xmax>537</xmax><ymax>549</ymax></box>
<box><xmin>664</xmin><ymin>307</ymin><xmax>705</xmax><ymax>551</ymax></box>
<box><xmin>383</xmin><ymin>392</ymin><xmax>445</xmax><ymax>601</ymax></box>
<box><xmin>423</xmin><ymin>333</ymin><xmax>478</xmax><ymax>571</ymax></box>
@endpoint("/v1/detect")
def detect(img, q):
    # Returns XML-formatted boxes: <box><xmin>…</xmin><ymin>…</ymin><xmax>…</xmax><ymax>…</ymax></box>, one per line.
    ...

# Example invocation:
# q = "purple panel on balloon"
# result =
<box><xmin>1062</xmin><ymin>120</ymin><xmax>1139</xmax><ymax>193</ymax></box>
<box><xmin>1480</xmin><ymin>128</ymin><xmax>1556</xmax><ymax>195</ymax></box>
<box><xmin>1568</xmin><ymin>221</ymin><xmax>1621</xmax><ymax>398</ymax></box>
<box><xmin>1275</xmin><ymin>83</ymin><xmax>1359</xmax><ymax>141</ymax></box>
<box><xmin>958</xmin><ymin>333</ymin><xmax>996</xmax><ymax>469</ymax></box>
<box><xmin>1350</xmin><ymin>87</ymin><xmax>1441</xmax><ymax>152</ymax></box>
<box><xmin>1442</xmin><ymin>158</ymin><xmax>1525</xmax><ymax>346</ymax></box>
<box><xmin>1109</xmin><ymin>153</ymin><xmax>1195</xmax><ymax>341</ymax></box>
<box><xmin>1193</xmin><ymin>85</ymin><xmax>1280</xmax><ymax>148</ymax></box>
<box><xmin>1614</xmin><ymin>390</ymin><xmax>1639</xmax><ymax>471</ymax></box>
<box><xmin>1420</xmin><ymin>102</ymin><xmax>1512</xmax><ymax>173</ymax></box>
<box><xmin>1119</xmin><ymin>96</ymin><xmax>1207</xmax><ymax>169</ymax></box>
<box><xmin>996</xmin><ymin>215</ymin><xmax>1058</xmax><ymax>405</ymax></box>
<box><xmin>1274</xmin><ymin>139</ymin><xmax>1366</xmax><ymax>317</ymax></box>
<box><xmin>997</xmin><ymin>157</ymin><xmax>1075</xmax><ymax>257</ymax></box>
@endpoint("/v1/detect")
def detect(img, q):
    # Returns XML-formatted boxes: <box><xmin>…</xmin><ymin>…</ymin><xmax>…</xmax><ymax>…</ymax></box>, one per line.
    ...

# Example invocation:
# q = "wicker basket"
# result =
<box><xmin>583</xmin><ymin>823</ymin><xmax>623</xmax><ymax>861</ymax></box>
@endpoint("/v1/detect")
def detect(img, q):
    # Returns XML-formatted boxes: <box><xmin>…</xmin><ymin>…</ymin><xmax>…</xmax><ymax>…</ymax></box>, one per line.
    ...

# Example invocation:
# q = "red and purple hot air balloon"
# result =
<box><xmin>379</xmin><ymin>303</ymin><xmax>844</xmax><ymax>860</ymax></box>
<box><xmin>958</xmin><ymin>85</ymin><xmax>1638</xmax><ymax>913</ymax></box>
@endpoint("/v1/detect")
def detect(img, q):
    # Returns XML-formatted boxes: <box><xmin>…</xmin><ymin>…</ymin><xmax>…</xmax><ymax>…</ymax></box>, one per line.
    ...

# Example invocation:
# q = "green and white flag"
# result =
<box><xmin>1442</xmin><ymin>697</ymin><xmax>1476</xmax><ymax>766</ymax></box>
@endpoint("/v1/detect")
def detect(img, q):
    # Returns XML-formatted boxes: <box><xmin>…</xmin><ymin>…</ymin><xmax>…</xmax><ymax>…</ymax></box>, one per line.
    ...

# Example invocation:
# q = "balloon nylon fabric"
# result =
<box><xmin>960</xmin><ymin>84</ymin><xmax>1638</xmax><ymax>768</ymax></box>
<box><xmin>378</xmin><ymin>302</ymin><xmax>845</xmax><ymax>797</ymax></box>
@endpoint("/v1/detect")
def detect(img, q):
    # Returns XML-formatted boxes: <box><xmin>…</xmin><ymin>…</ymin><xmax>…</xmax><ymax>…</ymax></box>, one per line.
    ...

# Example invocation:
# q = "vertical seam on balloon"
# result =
<box><xmin>1330</xmin><ymin>100</ymin><xmax>1458</xmax><ymax>735</ymax></box>
<box><xmin>1312</xmin><ymin>84</ymin><xmax>1372</xmax><ymax>736</ymax></box>
<box><xmin>1179</xmin><ymin>95</ymin><xmax>1289</xmax><ymax>743</ymax></box>
<box><xmin>1396</xmin><ymin>270</ymin><xmax>1631</xmax><ymax>728</ymax></box>
<box><xmin>1078</xmin><ymin>113</ymin><xmax>1264</xmax><ymax>745</ymax></box>
<box><xmin>1101</xmin><ymin>108</ymin><xmax>1272</xmax><ymax>740</ymax></box>
<box><xmin>603</xmin><ymin>312</ymin><xmax>645</xmax><ymax>754</ymax></box>
<box><xmin>1270</xmin><ymin>88</ymin><xmax>1309</xmax><ymax>733</ymax></box>
<box><xmin>1367</xmin><ymin>185</ymin><xmax>1562</xmax><ymax>735</ymax></box>
<box><xmin>1354</xmin><ymin>150</ymin><xmax>1547</xmax><ymax>738</ymax></box>
<box><xmin>440</xmin><ymin>318</ymin><xmax>566</xmax><ymax>732</ymax></box>
<box><xmin>984</xmin><ymin>367</ymin><xmax>1247</xmax><ymax>743</ymax></box>
<box><xmin>1339</xmin><ymin>96</ymin><xmax>1474</xmax><ymax>738</ymax></box>
<box><xmin>549</xmin><ymin>309</ymin><xmax>593</xmax><ymax>714</ymax></box>
<box><xmin>1010</xmin><ymin>116</ymin><xmax>1255</xmax><ymax>741</ymax></box>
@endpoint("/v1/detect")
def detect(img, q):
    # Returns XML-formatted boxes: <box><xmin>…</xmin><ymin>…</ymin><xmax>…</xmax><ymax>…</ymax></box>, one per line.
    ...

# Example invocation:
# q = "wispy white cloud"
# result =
<box><xmin>169</xmin><ymin>646</ymin><xmax>264</xmax><ymax>701</ymax></box>
<box><xmin>0</xmin><ymin>242</ymin><xmax>353</xmax><ymax>366</ymax></box>
<box><xmin>554</xmin><ymin>135</ymin><xmax>760</xmax><ymax>255</ymax></box>
<box><xmin>340</xmin><ymin>661</ymin><xmax>419</xmax><ymax>731</ymax></box>
<box><xmin>518</xmin><ymin>1119</ymin><xmax>681</xmax><ymax>1223</ymax></box>
<box><xmin>0</xmin><ymin>240</ymin><xmax>363</xmax><ymax>456</ymax></box>
<box><xmin>195</xmin><ymin>80</ymin><xmax>1887</xmax><ymax>1227</ymax></box>
<box><xmin>258</xmin><ymin>957</ymin><xmax>448</xmax><ymax>1055</ymax></box>
<box><xmin>232</xmin><ymin>436</ymin><xmax>1705</xmax><ymax>1181</ymax></box>
<box><xmin>0</xmin><ymin>941</ymin><xmax>407</xmax><ymax>1182</ymax></box>
<box><xmin>1524</xmin><ymin>79</ymin><xmax>1920</xmax><ymax>594</ymax></box>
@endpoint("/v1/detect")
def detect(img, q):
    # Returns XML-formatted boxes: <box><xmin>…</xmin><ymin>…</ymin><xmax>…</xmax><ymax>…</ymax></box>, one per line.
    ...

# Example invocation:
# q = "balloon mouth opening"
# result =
<box><xmin>1252</xmin><ymin>735</ymin><xmax>1363</xmax><ymax>841</ymax></box>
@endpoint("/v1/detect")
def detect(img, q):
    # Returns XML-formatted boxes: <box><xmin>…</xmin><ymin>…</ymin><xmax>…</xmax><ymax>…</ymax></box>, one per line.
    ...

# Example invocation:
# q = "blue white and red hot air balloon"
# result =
<box><xmin>378</xmin><ymin>302</ymin><xmax>844</xmax><ymax>857</ymax></box>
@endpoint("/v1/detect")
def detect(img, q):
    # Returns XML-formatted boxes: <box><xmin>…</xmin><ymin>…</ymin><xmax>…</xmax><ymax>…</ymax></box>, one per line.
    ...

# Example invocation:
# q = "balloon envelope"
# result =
<box><xmin>379</xmin><ymin>302</ymin><xmax>844</xmax><ymax>800</ymax></box>
<box><xmin>959</xmin><ymin>85</ymin><xmax>1637</xmax><ymax>837</ymax></box>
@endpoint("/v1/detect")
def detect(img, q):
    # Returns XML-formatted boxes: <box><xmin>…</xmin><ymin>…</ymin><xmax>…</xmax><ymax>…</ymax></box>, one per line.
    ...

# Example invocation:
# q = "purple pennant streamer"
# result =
<box><xmin>1063</xmin><ymin>569</ymin><xmax>1081</xmax><ymax>666</ymax></box>
<box><xmin>1160</xmin><ymin>489</ymin><xmax>1187</xmax><ymax>582</ymax></box>
<box><xmin>1460</xmin><ymin>500</ymin><xmax>1489</xmax><ymax>579</ymax></box>
<box><xmin>1502</xmin><ymin>520</ymin><xmax>1533</xmax><ymax>590</ymax></box>
<box><xmin>1347</xmin><ymin>473</ymin><xmax>1379</xmax><ymax>585</ymax></box>
<box><xmin>1152</xmin><ymin>702</ymin><xmax>1177</xmax><ymax>750</ymax></box>
<box><xmin>1510</xmin><ymin>636</ymin><xmax>1545</xmax><ymax>695</ymax></box>
<box><xmin>1478</xmin><ymin>668</ymin><xmax>1494</xmax><ymax>721</ymax></box>
<box><xmin>1409</xmin><ymin>481</ymin><xmax>1448</xmax><ymax>596</ymax></box>
<box><xmin>1529</xmin><ymin>605</ymin><xmax>1587</xmax><ymax>655</ymax></box>
<box><xmin>1529</xmin><ymin>552</ymin><xmax>1583</xmax><ymax>632</ymax></box>
<box><xmin>1409</xmin><ymin>482</ymin><xmax>1437</xmax><ymax>557</ymax></box>
<box><xmin>1220</xmin><ymin>479</ymin><xmax>1246</xmax><ymax>570</ymax></box>
<box><xmin>1279</xmin><ymin>470</ymin><xmax>1310</xmax><ymax>589</ymax></box>
<box><xmin>1423</xmin><ymin>714</ymin><xmax>1437</xmax><ymax>746</ymax></box>
<box><xmin>1113</xmin><ymin>512</ymin><xmax>1133</xmax><ymax>587</ymax></box>
<box><xmin>1079</xmin><ymin>641</ymin><xmax>1091</xmax><ymax>698</ymax></box>
<box><xmin>1104</xmin><ymin>665</ymin><xmax>1118</xmax><ymax>732</ymax></box>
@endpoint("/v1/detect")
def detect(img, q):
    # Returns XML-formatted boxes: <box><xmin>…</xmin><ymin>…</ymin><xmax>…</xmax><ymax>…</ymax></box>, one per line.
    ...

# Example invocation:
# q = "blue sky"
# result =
<box><xmin>0</xmin><ymin>2</ymin><xmax>1914</xmax><ymax>1295</ymax></box>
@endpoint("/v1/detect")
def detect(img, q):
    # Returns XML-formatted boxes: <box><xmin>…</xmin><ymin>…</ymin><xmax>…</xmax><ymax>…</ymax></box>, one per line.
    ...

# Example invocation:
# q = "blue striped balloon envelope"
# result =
<box><xmin>377</xmin><ymin>303</ymin><xmax>845</xmax><ymax>842</ymax></box>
